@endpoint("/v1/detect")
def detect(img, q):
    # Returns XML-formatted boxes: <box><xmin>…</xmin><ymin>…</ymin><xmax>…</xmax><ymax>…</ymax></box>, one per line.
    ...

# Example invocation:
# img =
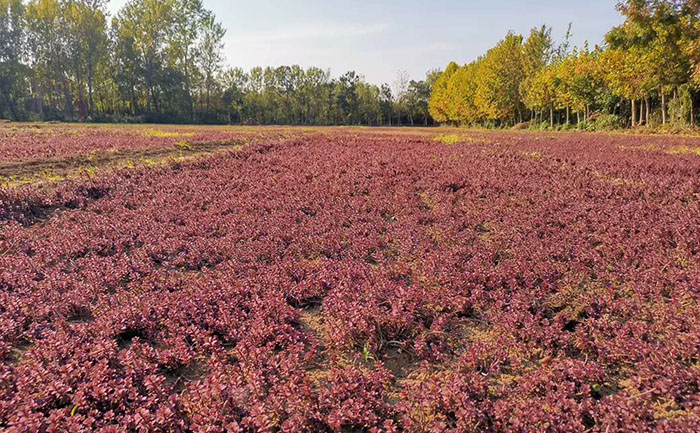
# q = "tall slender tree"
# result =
<box><xmin>0</xmin><ymin>0</ymin><xmax>27</xmax><ymax>119</ymax></box>
<box><xmin>197</xmin><ymin>11</ymin><xmax>225</xmax><ymax>113</ymax></box>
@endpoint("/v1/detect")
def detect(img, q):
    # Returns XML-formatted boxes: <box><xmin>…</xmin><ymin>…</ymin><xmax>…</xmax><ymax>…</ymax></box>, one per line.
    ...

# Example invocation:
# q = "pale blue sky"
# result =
<box><xmin>108</xmin><ymin>0</ymin><xmax>623</xmax><ymax>84</ymax></box>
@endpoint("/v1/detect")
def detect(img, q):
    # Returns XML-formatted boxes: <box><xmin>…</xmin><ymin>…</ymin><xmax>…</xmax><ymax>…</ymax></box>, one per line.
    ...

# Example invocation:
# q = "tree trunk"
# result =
<box><xmin>77</xmin><ymin>65</ymin><xmax>87</xmax><ymax>120</ymax></box>
<box><xmin>131</xmin><ymin>88</ymin><xmax>138</xmax><ymax>115</ymax></box>
<box><xmin>184</xmin><ymin>50</ymin><xmax>195</xmax><ymax>122</ymax></box>
<box><xmin>0</xmin><ymin>90</ymin><xmax>19</xmax><ymax>121</ymax></box>
<box><xmin>661</xmin><ymin>92</ymin><xmax>666</xmax><ymax>124</ymax></box>
<box><xmin>63</xmin><ymin>78</ymin><xmax>74</xmax><ymax>120</ymax></box>
<box><xmin>49</xmin><ymin>82</ymin><xmax>56</xmax><ymax>111</ymax></box>
<box><xmin>207</xmin><ymin>85</ymin><xmax>211</xmax><ymax>112</ymax></box>
<box><xmin>645</xmin><ymin>98</ymin><xmax>650</xmax><ymax>126</ymax></box>
<box><xmin>631</xmin><ymin>99</ymin><xmax>636</xmax><ymax>127</ymax></box>
<box><xmin>550</xmin><ymin>106</ymin><xmax>554</xmax><ymax>128</ymax></box>
<box><xmin>98</xmin><ymin>93</ymin><xmax>106</xmax><ymax>115</ymax></box>
<box><xmin>145</xmin><ymin>54</ymin><xmax>156</xmax><ymax>113</ymax></box>
<box><xmin>146</xmin><ymin>75</ymin><xmax>152</xmax><ymax>112</ymax></box>
<box><xmin>153</xmin><ymin>89</ymin><xmax>160</xmax><ymax>112</ymax></box>
<box><xmin>691</xmin><ymin>94</ymin><xmax>695</xmax><ymax>127</ymax></box>
<box><xmin>88</xmin><ymin>58</ymin><xmax>95</xmax><ymax>116</ymax></box>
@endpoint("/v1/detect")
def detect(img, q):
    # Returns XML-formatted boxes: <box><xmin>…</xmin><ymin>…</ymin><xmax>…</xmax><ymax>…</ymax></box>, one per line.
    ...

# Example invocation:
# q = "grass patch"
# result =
<box><xmin>521</xmin><ymin>151</ymin><xmax>542</xmax><ymax>160</ymax></box>
<box><xmin>667</xmin><ymin>146</ymin><xmax>700</xmax><ymax>156</ymax></box>
<box><xmin>433</xmin><ymin>134</ymin><xmax>463</xmax><ymax>145</ymax></box>
<box><xmin>142</xmin><ymin>130</ymin><xmax>195</xmax><ymax>139</ymax></box>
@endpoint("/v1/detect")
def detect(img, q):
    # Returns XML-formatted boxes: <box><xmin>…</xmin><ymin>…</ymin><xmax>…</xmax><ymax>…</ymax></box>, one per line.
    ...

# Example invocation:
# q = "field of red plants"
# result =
<box><xmin>0</xmin><ymin>124</ymin><xmax>303</xmax><ymax>164</ymax></box>
<box><xmin>1</xmin><ymin>125</ymin><xmax>699</xmax><ymax>432</ymax></box>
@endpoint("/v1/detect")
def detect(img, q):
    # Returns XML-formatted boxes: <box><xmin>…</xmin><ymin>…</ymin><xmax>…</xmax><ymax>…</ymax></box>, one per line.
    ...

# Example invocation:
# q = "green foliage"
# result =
<box><xmin>0</xmin><ymin>0</ymin><xmax>433</xmax><ymax>126</ymax></box>
<box><xmin>584</xmin><ymin>113</ymin><xmax>625</xmax><ymax>131</ymax></box>
<box><xmin>362</xmin><ymin>341</ymin><xmax>376</xmax><ymax>363</ymax></box>
<box><xmin>668</xmin><ymin>84</ymin><xmax>694</xmax><ymax>124</ymax></box>
<box><xmin>522</xmin><ymin>25</ymin><xmax>553</xmax><ymax>78</ymax></box>
<box><xmin>6</xmin><ymin>0</ymin><xmax>700</xmax><ymax>130</ymax></box>
<box><xmin>0</xmin><ymin>0</ymin><xmax>27</xmax><ymax>120</ymax></box>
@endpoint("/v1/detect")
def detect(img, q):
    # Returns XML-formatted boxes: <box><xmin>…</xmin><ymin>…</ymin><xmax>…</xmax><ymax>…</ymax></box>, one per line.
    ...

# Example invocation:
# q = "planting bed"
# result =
<box><xmin>1</xmin><ymin>126</ymin><xmax>699</xmax><ymax>432</ymax></box>
<box><xmin>0</xmin><ymin>124</ymin><xmax>305</xmax><ymax>163</ymax></box>
<box><xmin>0</xmin><ymin>125</ymin><xmax>305</xmax><ymax>185</ymax></box>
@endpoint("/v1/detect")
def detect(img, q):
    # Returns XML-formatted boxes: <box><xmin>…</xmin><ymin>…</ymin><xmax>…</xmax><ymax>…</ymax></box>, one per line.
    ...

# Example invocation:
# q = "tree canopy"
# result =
<box><xmin>6</xmin><ymin>0</ymin><xmax>700</xmax><ymax>129</ymax></box>
<box><xmin>0</xmin><ymin>0</ymin><xmax>437</xmax><ymax>125</ymax></box>
<box><xmin>430</xmin><ymin>0</ymin><xmax>700</xmax><ymax>129</ymax></box>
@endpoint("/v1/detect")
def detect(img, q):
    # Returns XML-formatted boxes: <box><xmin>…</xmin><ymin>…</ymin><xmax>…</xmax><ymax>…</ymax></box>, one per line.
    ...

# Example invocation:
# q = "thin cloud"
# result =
<box><xmin>417</xmin><ymin>42</ymin><xmax>459</xmax><ymax>52</ymax></box>
<box><xmin>228</xmin><ymin>22</ymin><xmax>389</xmax><ymax>44</ymax></box>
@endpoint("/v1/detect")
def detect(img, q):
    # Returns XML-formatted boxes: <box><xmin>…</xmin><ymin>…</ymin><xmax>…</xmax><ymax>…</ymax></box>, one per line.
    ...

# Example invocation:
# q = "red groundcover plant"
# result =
<box><xmin>1</xmin><ymin>130</ymin><xmax>699</xmax><ymax>432</ymax></box>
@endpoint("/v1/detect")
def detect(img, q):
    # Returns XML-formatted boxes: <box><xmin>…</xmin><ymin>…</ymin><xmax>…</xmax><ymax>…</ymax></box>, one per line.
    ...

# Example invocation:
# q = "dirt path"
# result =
<box><xmin>0</xmin><ymin>140</ymin><xmax>244</xmax><ymax>186</ymax></box>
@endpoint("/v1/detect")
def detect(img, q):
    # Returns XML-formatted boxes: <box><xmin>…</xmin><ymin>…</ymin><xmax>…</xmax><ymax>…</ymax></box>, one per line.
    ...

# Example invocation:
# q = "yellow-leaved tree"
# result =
<box><xmin>521</xmin><ymin>65</ymin><xmax>557</xmax><ymax>127</ymax></box>
<box><xmin>446</xmin><ymin>60</ymin><xmax>481</xmax><ymax>125</ymax></box>
<box><xmin>474</xmin><ymin>33</ymin><xmax>525</xmax><ymax>125</ymax></box>
<box><xmin>428</xmin><ymin>61</ymin><xmax>459</xmax><ymax>124</ymax></box>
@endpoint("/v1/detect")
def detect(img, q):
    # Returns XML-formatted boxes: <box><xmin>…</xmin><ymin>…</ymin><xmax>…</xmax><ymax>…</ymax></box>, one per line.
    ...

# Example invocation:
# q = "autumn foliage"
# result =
<box><xmin>431</xmin><ymin>1</ymin><xmax>700</xmax><ymax>129</ymax></box>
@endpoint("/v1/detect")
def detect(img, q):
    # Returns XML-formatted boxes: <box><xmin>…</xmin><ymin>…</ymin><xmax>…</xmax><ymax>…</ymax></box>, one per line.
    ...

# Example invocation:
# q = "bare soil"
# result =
<box><xmin>0</xmin><ymin>140</ymin><xmax>244</xmax><ymax>185</ymax></box>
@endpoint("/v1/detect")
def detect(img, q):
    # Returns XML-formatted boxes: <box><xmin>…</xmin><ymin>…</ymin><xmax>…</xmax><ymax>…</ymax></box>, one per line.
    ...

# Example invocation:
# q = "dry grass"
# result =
<box><xmin>433</xmin><ymin>134</ymin><xmax>463</xmax><ymax>145</ymax></box>
<box><xmin>667</xmin><ymin>145</ymin><xmax>700</xmax><ymax>156</ymax></box>
<box><xmin>0</xmin><ymin>140</ymin><xmax>243</xmax><ymax>187</ymax></box>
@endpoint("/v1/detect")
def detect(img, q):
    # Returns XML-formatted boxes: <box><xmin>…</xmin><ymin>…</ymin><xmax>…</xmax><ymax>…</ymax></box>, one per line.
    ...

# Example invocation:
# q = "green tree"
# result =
<box><xmin>379</xmin><ymin>83</ymin><xmax>393</xmax><ymax>125</ymax></box>
<box><xmin>65</xmin><ymin>0</ymin><xmax>109</xmax><ymax>116</ymax></box>
<box><xmin>0</xmin><ymin>0</ymin><xmax>27</xmax><ymax>119</ymax></box>
<box><xmin>405</xmin><ymin>78</ymin><xmax>432</xmax><ymax>125</ymax></box>
<box><xmin>26</xmin><ymin>0</ymin><xmax>74</xmax><ymax>118</ymax></box>
<box><xmin>356</xmin><ymin>81</ymin><xmax>381</xmax><ymax>125</ymax></box>
<box><xmin>110</xmin><ymin>16</ymin><xmax>144</xmax><ymax>115</ymax></box>
<box><xmin>197</xmin><ymin>11</ymin><xmax>225</xmax><ymax>113</ymax></box>
<box><xmin>522</xmin><ymin>25</ymin><xmax>553</xmax><ymax>78</ymax></box>
<box><xmin>118</xmin><ymin>0</ymin><xmax>175</xmax><ymax>112</ymax></box>
<box><xmin>167</xmin><ymin>0</ymin><xmax>205</xmax><ymax>119</ymax></box>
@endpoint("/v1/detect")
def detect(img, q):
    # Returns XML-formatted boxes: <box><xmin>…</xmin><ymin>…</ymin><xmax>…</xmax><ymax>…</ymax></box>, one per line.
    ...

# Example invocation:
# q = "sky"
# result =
<box><xmin>107</xmin><ymin>0</ymin><xmax>624</xmax><ymax>85</ymax></box>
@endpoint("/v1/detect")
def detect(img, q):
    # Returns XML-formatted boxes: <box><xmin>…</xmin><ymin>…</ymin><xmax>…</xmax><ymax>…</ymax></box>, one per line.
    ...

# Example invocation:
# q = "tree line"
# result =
<box><xmin>430</xmin><ymin>0</ymin><xmax>700</xmax><ymax>130</ymax></box>
<box><xmin>0</xmin><ymin>0</ymin><xmax>438</xmax><ymax>125</ymax></box>
<box><xmin>220</xmin><ymin>68</ymin><xmax>438</xmax><ymax>126</ymax></box>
